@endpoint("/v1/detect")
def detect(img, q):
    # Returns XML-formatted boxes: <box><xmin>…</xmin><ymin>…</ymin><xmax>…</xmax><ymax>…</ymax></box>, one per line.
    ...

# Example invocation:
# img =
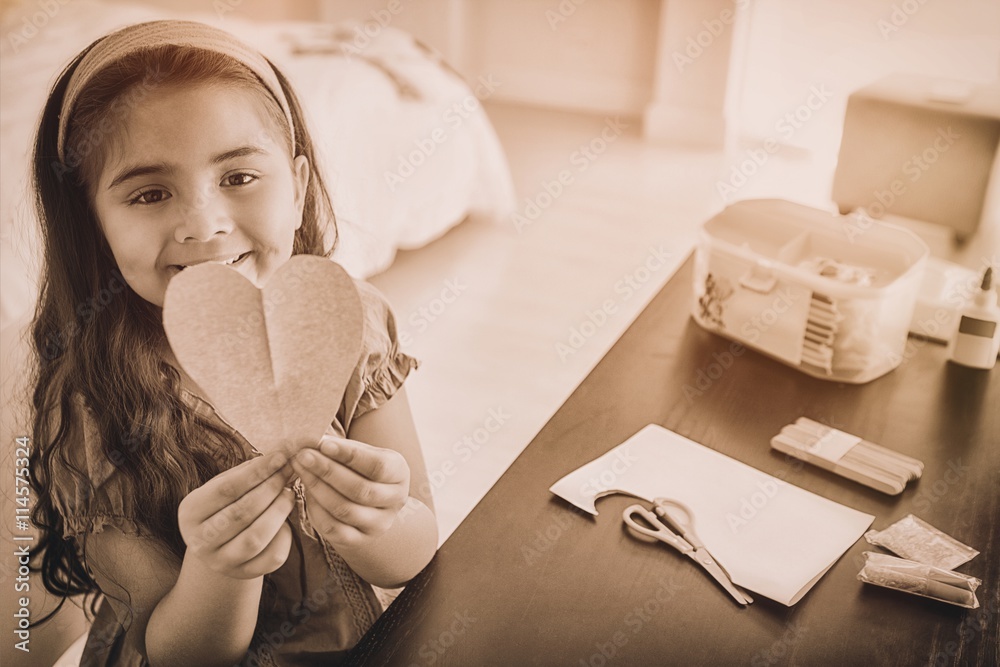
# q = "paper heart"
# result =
<box><xmin>163</xmin><ymin>255</ymin><xmax>364</xmax><ymax>453</ymax></box>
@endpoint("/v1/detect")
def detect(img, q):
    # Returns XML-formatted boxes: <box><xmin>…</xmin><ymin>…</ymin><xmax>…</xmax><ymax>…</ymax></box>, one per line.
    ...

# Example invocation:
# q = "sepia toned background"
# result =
<box><xmin>2</xmin><ymin>1</ymin><xmax>999</xmax><ymax>664</ymax></box>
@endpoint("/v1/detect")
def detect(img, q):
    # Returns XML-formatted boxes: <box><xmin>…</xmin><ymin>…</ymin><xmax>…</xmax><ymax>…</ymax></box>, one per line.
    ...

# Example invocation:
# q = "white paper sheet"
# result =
<box><xmin>549</xmin><ymin>425</ymin><xmax>874</xmax><ymax>606</ymax></box>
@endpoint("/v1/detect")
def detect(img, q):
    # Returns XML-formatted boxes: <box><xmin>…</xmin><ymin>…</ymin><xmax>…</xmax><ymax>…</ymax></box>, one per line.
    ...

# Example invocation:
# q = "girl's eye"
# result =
<box><xmin>224</xmin><ymin>173</ymin><xmax>258</xmax><ymax>187</ymax></box>
<box><xmin>128</xmin><ymin>189</ymin><xmax>170</xmax><ymax>206</ymax></box>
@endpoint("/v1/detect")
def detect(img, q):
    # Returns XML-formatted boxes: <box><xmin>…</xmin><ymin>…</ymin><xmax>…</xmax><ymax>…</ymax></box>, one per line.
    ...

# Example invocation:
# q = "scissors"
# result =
<box><xmin>623</xmin><ymin>497</ymin><xmax>753</xmax><ymax>606</ymax></box>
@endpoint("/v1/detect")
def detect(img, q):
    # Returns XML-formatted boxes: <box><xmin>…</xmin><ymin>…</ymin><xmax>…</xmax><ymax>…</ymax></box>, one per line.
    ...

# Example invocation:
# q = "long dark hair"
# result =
<box><xmin>28</xmin><ymin>40</ymin><xmax>336</xmax><ymax>625</ymax></box>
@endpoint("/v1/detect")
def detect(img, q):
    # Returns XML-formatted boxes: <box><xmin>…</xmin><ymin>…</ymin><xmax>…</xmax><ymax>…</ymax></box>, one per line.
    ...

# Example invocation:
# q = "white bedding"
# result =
<box><xmin>0</xmin><ymin>0</ymin><xmax>516</xmax><ymax>331</ymax></box>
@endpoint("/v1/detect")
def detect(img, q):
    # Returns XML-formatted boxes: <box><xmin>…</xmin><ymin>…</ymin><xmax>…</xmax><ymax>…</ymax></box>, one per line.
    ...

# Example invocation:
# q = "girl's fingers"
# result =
<box><xmin>292</xmin><ymin>448</ymin><xmax>404</xmax><ymax>509</ymax></box>
<box><xmin>184</xmin><ymin>452</ymin><xmax>290</xmax><ymax>523</ymax></box>
<box><xmin>316</xmin><ymin>437</ymin><xmax>408</xmax><ymax>484</ymax></box>
<box><xmin>237</xmin><ymin>522</ymin><xmax>294</xmax><ymax>578</ymax></box>
<box><xmin>200</xmin><ymin>470</ymin><xmax>291</xmax><ymax>548</ymax></box>
<box><xmin>183</xmin><ymin>456</ymin><xmax>293</xmax><ymax>550</ymax></box>
<box><xmin>308</xmin><ymin>511</ymin><xmax>367</xmax><ymax>548</ymax></box>
<box><xmin>216</xmin><ymin>487</ymin><xmax>296</xmax><ymax>568</ymax></box>
<box><xmin>295</xmin><ymin>465</ymin><xmax>393</xmax><ymax>536</ymax></box>
<box><xmin>301</xmin><ymin>492</ymin><xmax>377</xmax><ymax>548</ymax></box>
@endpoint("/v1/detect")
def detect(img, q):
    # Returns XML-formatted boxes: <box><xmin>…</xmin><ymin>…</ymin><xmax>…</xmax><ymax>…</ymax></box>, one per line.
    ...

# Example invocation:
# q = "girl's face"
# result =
<box><xmin>92</xmin><ymin>82</ymin><xmax>309</xmax><ymax>307</ymax></box>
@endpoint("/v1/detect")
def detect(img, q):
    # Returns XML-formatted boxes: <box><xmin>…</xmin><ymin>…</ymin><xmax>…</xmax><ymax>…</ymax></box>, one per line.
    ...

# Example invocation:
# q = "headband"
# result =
<box><xmin>57</xmin><ymin>20</ymin><xmax>295</xmax><ymax>164</ymax></box>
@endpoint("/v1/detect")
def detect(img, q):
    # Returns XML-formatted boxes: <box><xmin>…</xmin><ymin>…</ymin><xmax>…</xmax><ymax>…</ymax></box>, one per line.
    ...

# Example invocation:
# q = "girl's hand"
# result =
<box><xmin>177</xmin><ymin>451</ymin><xmax>296</xmax><ymax>580</ymax></box>
<box><xmin>291</xmin><ymin>435</ymin><xmax>410</xmax><ymax>548</ymax></box>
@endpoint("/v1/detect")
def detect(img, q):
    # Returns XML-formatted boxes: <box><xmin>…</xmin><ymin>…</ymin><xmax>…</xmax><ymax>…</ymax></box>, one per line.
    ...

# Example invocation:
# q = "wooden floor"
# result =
<box><xmin>369</xmin><ymin>101</ymin><xmax>1000</xmax><ymax>542</ymax></box>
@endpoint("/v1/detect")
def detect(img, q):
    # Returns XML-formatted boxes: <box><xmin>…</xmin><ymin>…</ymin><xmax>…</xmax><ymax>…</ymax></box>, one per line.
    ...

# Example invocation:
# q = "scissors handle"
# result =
<box><xmin>653</xmin><ymin>499</ymin><xmax>704</xmax><ymax>550</ymax></box>
<box><xmin>622</xmin><ymin>505</ymin><xmax>693</xmax><ymax>555</ymax></box>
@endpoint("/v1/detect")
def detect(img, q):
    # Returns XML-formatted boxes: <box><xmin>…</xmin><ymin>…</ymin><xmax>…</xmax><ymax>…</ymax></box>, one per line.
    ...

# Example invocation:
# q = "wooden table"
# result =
<box><xmin>350</xmin><ymin>254</ymin><xmax>999</xmax><ymax>666</ymax></box>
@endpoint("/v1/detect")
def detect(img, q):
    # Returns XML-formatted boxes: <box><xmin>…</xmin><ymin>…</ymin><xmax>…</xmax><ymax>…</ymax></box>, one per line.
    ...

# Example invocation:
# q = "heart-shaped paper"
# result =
<box><xmin>163</xmin><ymin>255</ymin><xmax>364</xmax><ymax>453</ymax></box>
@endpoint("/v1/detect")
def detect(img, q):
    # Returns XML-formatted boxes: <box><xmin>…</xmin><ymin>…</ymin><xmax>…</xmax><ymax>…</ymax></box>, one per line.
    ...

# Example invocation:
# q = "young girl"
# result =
<box><xmin>28</xmin><ymin>20</ymin><xmax>438</xmax><ymax>666</ymax></box>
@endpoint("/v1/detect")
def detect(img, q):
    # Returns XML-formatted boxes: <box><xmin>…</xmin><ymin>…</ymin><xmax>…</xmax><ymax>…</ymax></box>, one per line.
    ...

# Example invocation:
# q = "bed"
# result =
<box><xmin>0</xmin><ymin>0</ymin><xmax>516</xmax><ymax>332</ymax></box>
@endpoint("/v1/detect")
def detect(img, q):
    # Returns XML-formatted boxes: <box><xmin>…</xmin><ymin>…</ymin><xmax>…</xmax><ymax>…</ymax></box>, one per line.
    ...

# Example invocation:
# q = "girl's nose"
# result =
<box><xmin>173</xmin><ymin>193</ymin><xmax>233</xmax><ymax>243</ymax></box>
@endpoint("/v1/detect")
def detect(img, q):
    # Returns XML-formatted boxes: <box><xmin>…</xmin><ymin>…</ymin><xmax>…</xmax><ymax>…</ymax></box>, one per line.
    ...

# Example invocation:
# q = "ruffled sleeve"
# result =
<box><xmin>336</xmin><ymin>280</ymin><xmax>419</xmax><ymax>434</ymax></box>
<box><xmin>48</xmin><ymin>395</ymin><xmax>143</xmax><ymax>540</ymax></box>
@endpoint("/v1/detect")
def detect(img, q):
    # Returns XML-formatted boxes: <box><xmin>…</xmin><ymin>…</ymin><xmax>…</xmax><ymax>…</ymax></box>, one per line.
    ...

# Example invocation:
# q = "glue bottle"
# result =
<box><xmin>948</xmin><ymin>266</ymin><xmax>1000</xmax><ymax>369</ymax></box>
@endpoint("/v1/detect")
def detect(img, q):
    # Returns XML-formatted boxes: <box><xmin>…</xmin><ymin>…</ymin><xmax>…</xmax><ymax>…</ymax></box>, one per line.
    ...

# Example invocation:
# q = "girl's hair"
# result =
<box><xmin>28</xmin><ymin>41</ymin><xmax>335</xmax><ymax>624</ymax></box>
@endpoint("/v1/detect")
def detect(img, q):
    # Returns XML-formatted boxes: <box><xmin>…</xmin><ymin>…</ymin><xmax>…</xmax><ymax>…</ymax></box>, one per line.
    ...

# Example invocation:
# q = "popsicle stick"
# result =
<box><xmin>848</xmin><ymin>447</ymin><xmax>920</xmax><ymax>481</ymax></box>
<box><xmin>771</xmin><ymin>433</ymin><xmax>906</xmax><ymax>495</ymax></box>
<box><xmin>792</xmin><ymin>418</ymin><xmax>923</xmax><ymax>478</ymax></box>
<box><xmin>780</xmin><ymin>424</ymin><xmax>912</xmax><ymax>483</ymax></box>
<box><xmin>855</xmin><ymin>440</ymin><xmax>924</xmax><ymax>476</ymax></box>
<box><xmin>803</xmin><ymin>331</ymin><xmax>835</xmax><ymax>344</ymax></box>
<box><xmin>787</xmin><ymin>424</ymin><xmax>919</xmax><ymax>487</ymax></box>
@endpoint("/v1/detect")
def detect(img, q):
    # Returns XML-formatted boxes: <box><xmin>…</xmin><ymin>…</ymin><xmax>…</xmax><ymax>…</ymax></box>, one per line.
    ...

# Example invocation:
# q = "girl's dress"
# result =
<box><xmin>48</xmin><ymin>280</ymin><xmax>419</xmax><ymax>666</ymax></box>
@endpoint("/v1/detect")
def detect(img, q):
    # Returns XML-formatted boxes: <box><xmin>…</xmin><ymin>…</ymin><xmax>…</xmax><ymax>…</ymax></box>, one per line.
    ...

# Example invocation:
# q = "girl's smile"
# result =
<box><xmin>92</xmin><ymin>82</ymin><xmax>309</xmax><ymax>306</ymax></box>
<box><xmin>171</xmin><ymin>249</ymin><xmax>251</xmax><ymax>274</ymax></box>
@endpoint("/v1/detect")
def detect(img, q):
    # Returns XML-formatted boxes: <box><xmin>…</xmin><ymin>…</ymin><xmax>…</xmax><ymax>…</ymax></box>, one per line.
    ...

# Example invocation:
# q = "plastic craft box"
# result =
<box><xmin>692</xmin><ymin>199</ymin><xmax>929</xmax><ymax>384</ymax></box>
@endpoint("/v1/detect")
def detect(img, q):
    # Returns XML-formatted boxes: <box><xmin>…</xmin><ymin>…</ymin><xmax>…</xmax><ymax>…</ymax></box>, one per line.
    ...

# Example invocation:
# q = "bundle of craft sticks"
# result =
<box><xmin>770</xmin><ymin>417</ymin><xmax>923</xmax><ymax>495</ymax></box>
<box><xmin>801</xmin><ymin>293</ymin><xmax>837</xmax><ymax>373</ymax></box>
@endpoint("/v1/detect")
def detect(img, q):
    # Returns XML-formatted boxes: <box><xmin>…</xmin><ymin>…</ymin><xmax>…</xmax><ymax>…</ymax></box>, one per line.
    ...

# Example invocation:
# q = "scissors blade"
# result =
<box><xmin>687</xmin><ymin>548</ymin><xmax>753</xmax><ymax>606</ymax></box>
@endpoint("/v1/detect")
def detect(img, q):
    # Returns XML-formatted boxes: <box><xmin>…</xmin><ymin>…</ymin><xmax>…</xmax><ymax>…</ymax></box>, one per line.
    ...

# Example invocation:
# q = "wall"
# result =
<box><xmin>98</xmin><ymin>0</ymin><xmax>321</xmax><ymax>20</ymax></box>
<box><xmin>731</xmin><ymin>0</ymin><xmax>1000</xmax><ymax>154</ymax></box>
<box><xmin>14</xmin><ymin>0</ymin><xmax>997</xmax><ymax>126</ymax></box>
<box><xmin>319</xmin><ymin>0</ymin><xmax>661</xmax><ymax>117</ymax></box>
